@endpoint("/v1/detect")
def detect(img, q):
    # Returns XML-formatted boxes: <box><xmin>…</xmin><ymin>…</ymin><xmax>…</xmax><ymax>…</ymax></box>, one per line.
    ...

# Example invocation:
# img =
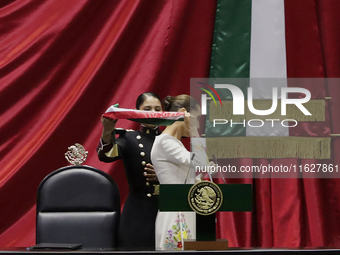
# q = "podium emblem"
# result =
<box><xmin>188</xmin><ymin>181</ymin><xmax>223</xmax><ymax>215</ymax></box>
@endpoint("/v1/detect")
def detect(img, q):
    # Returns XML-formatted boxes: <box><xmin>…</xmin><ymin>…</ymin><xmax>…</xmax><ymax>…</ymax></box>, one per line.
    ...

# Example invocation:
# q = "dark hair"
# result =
<box><xmin>135</xmin><ymin>92</ymin><xmax>162</xmax><ymax>109</ymax></box>
<box><xmin>163</xmin><ymin>94</ymin><xmax>199</xmax><ymax>112</ymax></box>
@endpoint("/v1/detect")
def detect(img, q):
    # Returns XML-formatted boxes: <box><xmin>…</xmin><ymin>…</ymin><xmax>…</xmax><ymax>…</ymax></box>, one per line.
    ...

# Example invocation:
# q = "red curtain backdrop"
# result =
<box><xmin>0</xmin><ymin>0</ymin><xmax>217</xmax><ymax>247</ymax></box>
<box><xmin>1</xmin><ymin>0</ymin><xmax>340</xmax><ymax>249</ymax></box>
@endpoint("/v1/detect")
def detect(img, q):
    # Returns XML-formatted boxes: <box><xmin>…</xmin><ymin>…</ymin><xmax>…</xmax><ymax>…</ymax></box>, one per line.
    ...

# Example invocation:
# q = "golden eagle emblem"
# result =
<box><xmin>188</xmin><ymin>181</ymin><xmax>223</xmax><ymax>215</ymax></box>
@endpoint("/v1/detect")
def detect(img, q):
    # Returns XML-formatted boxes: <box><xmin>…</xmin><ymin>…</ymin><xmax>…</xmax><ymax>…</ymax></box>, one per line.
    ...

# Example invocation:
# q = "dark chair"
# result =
<box><xmin>36</xmin><ymin>165</ymin><xmax>120</xmax><ymax>249</ymax></box>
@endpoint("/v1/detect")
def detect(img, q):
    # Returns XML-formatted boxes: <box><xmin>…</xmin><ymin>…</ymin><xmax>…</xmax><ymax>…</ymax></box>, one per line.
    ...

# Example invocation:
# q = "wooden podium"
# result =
<box><xmin>159</xmin><ymin>183</ymin><xmax>252</xmax><ymax>250</ymax></box>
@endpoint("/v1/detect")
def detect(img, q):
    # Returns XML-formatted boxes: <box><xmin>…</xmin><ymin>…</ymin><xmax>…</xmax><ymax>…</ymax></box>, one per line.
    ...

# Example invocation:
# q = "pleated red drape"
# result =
<box><xmin>0</xmin><ymin>0</ymin><xmax>216</xmax><ymax>247</ymax></box>
<box><xmin>1</xmin><ymin>0</ymin><xmax>340</xmax><ymax>249</ymax></box>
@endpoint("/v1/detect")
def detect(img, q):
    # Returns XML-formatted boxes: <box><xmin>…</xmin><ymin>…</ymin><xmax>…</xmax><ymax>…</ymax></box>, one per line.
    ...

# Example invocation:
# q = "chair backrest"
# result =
<box><xmin>36</xmin><ymin>165</ymin><xmax>120</xmax><ymax>249</ymax></box>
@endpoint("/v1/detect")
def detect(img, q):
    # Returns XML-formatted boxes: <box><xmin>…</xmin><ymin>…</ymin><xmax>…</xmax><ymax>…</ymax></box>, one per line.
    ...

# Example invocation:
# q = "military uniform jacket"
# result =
<box><xmin>97</xmin><ymin>126</ymin><xmax>160</xmax><ymax>249</ymax></box>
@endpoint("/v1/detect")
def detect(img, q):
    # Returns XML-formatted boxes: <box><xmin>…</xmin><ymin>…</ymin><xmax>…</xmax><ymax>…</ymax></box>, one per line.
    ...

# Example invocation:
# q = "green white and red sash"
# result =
<box><xmin>103</xmin><ymin>105</ymin><xmax>184</xmax><ymax>126</ymax></box>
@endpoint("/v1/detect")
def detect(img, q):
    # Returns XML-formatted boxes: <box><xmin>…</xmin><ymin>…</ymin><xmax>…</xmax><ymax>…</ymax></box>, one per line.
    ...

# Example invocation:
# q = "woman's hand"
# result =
<box><xmin>144</xmin><ymin>163</ymin><xmax>158</xmax><ymax>181</ymax></box>
<box><xmin>189</xmin><ymin>113</ymin><xmax>200</xmax><ymax>137</ymax></box>
<box><xmin>184</xmin><ymin>110</ymin><xmax>199</xmax><ymax>137</ymax></box>
<box><xmin>184</xmin><ymin>110</ymin><xmax>190</xmax><ymax>130</ymax></box>
<box><xmin>101</xmin><ymin>116</ymin><xmax>118</xmax><ymax>143</ymax></box>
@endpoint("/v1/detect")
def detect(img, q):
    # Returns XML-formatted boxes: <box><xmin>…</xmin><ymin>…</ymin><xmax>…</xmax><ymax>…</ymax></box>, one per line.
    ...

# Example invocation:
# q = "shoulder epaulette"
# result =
<box><xmin>114</xmin><ymin>128</ymin><xmax>134</xmax><ymax>135</ymax></box>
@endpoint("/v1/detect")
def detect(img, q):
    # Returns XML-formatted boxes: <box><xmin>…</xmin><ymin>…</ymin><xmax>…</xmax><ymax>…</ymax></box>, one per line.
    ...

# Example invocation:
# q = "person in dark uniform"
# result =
<box><xmin>96</xmin><ymin>92</ymin><xmax>162</xmax><ymax>250</ymax></box>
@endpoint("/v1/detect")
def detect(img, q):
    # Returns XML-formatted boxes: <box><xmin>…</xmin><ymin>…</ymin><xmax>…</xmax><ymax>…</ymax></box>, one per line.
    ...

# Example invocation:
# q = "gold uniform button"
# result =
<box><xmin>136</xmin><ymin>135</ymin><xmax>141</xmax><ymax>139</ymax></box>
<box><xmin>140</xmin><ymin>152</ymin><xmax>145</xmax><ymax>156</ymax></box>
<box><xmin>147</xmin><ymin>193</ymin><xmax>152</xmax><ymax>197</ymax></box>
<box><xmin>139</xmin><ymin>143</ymin><xmax>143</xmax><ymax>148</ymax></box>
<box><xmin>141</xmin><ymin>161</ymin><xmax>146</xmax><ymax>166</ymax></box>
<box><xmin>146</xmin><ymin>182</ymin><xmax>150</xmax><ymax>186</ymax></box>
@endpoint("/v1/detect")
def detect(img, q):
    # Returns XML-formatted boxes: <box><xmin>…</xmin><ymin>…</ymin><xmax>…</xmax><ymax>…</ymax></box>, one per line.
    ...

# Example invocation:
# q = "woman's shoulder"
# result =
<box><xmin>114</xmin><ymin>129</ymin><xmax>138</xmax><ymax>147</ymax></box>
<box><xmin>155</xmin><ymin>133</ymin><xmax>175</xmax><ymax>142</ymax></box>
<box><xmin>115</xmin><ymin>128</ymin><xmax>138</xmax><ymax>138</ymax></box>
<box><xmin>154</xmin><ymin>133</ymin><xmax>183</xmax><ymax>148</ymax></box>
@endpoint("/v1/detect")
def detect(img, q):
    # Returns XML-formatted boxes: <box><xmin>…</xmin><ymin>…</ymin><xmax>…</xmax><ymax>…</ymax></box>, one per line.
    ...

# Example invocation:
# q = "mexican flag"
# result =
<box><xmin>202</xmin><ymin>0</ymin><xmax>336</xmax><ymax>247</ymax></box>
<box><xmin>201</xmin><ymin>0</ymin><xmax>330</xmax><ymax>160</ymax></box>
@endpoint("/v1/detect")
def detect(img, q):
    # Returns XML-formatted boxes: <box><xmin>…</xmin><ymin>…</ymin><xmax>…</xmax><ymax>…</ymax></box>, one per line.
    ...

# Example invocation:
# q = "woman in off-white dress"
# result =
<box><xmin>151</xmin><ymin>95</ymin><xmax>207</xmax><ymax>250</ymax></box>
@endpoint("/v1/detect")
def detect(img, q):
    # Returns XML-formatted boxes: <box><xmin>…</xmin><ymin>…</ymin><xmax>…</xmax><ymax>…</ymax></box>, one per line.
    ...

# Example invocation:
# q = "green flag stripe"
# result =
<box><xmin>209</xmin><ymin>0</ymin><xmax>251</xmax><ymax>79</ymax></box>
<box><xmin>206</xmin><ymin>0</ymin><xmax>252</xmax><ymax>137</ymax></box>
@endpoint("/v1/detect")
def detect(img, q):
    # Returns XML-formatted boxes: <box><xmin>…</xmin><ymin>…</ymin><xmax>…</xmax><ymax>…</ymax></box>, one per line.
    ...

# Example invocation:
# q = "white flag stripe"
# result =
<box><xmin>245</xmin><ymin>121</ymin><xmax>289</xmax><ymax>136</ymax></box>
<box><xmin>247</xmin><ymin>0</ymin><xmax>288</xmax><ymax>137</ymax></box>
<box><xmin>249</xmin><ymin>0</ymin><xmax>287</xmax><ymax>79</ymax></box>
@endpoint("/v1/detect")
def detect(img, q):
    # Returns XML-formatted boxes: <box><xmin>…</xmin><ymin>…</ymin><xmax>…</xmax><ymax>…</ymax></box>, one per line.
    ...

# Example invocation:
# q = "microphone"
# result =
<box><xmin>212</xmin><ymin>154</ymin><xmax>226</xmax><ymax>184</ymax></box>
<box><xmin>206</xmin><ymin>162</ymin><xmax>213</xmax><ymax>182</ymax></box>
<box><xmin>184</xmin><ymin>153</ymin><xmax>196</xmax><ymax>184</ymax></box>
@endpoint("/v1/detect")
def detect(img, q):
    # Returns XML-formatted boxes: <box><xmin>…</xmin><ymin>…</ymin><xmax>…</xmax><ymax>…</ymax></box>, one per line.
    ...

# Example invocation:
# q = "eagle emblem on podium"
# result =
<box><xmin>188</xmin><ymin>181</ymin><xmax>223</xmax><ymax>216</ymax></box>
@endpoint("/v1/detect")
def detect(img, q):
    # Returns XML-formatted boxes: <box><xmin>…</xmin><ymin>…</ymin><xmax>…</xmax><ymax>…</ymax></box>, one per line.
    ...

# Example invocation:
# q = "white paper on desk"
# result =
<box><xmin>190</xmin><ymin>138</ymin><xmax>208</xmax><ymax>180</ymax></box>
